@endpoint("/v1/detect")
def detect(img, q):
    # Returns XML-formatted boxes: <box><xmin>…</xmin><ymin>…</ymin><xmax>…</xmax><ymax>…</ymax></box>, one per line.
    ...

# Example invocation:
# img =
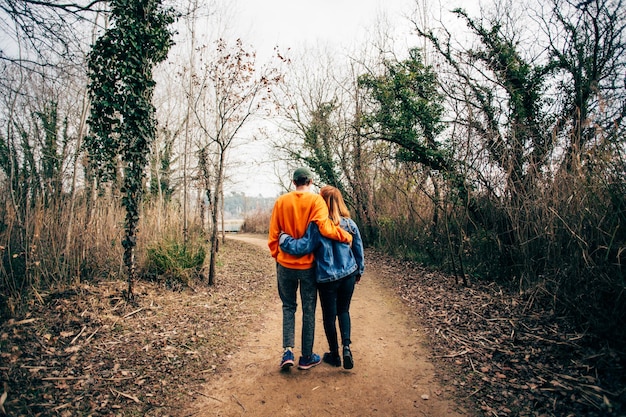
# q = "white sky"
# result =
<box><xmin>235</xmin><ymin>0</ymin><xmax>414</xmax><ymax>57</ymax></box>
<box><xmin>229</xmin><ymin>0</ymin><xmax>483</xmax><ymax>62</ymax></box>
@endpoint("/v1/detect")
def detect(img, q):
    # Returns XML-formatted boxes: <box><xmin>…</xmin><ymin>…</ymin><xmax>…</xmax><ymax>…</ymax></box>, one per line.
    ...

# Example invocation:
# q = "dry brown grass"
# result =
<box><xmin>241</xmin><ymin>209</ymin><xmax>271</xmax><ymax>234</ymax></box>
<box><xmin>0</xmin><ymin>197</ymin><xmax>206</xmax><ymax>318</ymax></box>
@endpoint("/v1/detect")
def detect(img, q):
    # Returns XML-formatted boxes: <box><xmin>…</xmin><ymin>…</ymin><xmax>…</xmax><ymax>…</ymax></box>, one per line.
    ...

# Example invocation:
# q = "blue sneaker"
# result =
<box><xmin>280</xmin><ymin>349</ymin><xmax>295</xmax><ymax>370</ymax></box>
<box><xmin>298</xmin><ymin>353</ymin><xmax>321</xmax><ymax>370</ymax></box>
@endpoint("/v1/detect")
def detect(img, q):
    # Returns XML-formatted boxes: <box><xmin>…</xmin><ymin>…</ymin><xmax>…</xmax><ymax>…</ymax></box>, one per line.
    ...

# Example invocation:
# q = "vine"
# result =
<box><xmin>86</xmin><ymin>0</ymin><xmax>175</xmax><ymax>299</ymax></box>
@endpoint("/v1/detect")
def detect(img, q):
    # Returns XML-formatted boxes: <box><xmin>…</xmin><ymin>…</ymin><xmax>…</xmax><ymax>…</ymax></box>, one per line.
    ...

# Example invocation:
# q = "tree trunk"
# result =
<box><xmin>63</xmin><ymin>93</ymin><xmax>89</xmax><ymax>278</ymax></box>
<box><xmin>208</xmin><ymin>149</ymin><xmax>225</xmax><ymax>286</ymax></box>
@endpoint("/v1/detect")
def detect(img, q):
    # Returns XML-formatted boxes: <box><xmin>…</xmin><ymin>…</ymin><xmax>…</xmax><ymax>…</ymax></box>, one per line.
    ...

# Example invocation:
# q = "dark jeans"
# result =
<box><xmin>317</xmin><ymin>272</ymin><xmax>357</xmax><ymax>353</ymax></box>
<box><xmin>276</xmin><ymin>263</ymin><xmax>317</xmax><ymax>357</ymax></box>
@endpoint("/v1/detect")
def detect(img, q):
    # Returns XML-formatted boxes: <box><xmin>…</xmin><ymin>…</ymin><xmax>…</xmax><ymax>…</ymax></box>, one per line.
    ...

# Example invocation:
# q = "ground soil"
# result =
<box><xmin>1</xmin><ymin>233</ymin><xmax>624</xmax><ymax>417</ymax></box>
<box><xmin>189</xmin><ymin>234</ymin><xmax>465</xmax><ymax>417</ymax></box>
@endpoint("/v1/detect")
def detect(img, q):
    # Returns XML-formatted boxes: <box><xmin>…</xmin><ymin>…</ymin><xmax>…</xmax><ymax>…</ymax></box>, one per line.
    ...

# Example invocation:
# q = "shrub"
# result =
<box><xmin>145</xmin><ymin>239</ymin><xmax>206</xmax><ymax>286</ymax></box>
<box><xmin>241</xmin><ymin>209</ymin><xmax>271</xmax><ymax>234</ymax></box>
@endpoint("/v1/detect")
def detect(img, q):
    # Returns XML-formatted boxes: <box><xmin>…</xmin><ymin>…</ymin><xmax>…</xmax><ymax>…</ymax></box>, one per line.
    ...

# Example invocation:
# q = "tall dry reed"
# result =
<box><xmin>0</xmin><ymin>192</ymin><xmax>211</xmax><ymax>317</ymax></box>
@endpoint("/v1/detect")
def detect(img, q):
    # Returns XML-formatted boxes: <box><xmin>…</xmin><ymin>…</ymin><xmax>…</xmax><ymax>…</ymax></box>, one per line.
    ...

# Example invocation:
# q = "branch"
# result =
<box><xmin>14</xmin><ymin>0</ymin><xmax>106</xmax><ymax>14</ymax></box>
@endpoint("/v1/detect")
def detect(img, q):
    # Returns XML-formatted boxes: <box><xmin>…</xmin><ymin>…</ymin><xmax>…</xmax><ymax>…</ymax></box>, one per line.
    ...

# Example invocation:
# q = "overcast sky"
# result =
<box><xmin>234</xmin><ymin>0</ymin><xmax>415</xmax><ymax>59</ymax></box>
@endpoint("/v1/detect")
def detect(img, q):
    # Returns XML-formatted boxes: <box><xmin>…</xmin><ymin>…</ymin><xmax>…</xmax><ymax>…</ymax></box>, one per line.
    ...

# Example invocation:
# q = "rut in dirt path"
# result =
<box><xmin>188</xmin><ymin>234</ymin><xmax>470</xmax><ymax>417</ymax></box>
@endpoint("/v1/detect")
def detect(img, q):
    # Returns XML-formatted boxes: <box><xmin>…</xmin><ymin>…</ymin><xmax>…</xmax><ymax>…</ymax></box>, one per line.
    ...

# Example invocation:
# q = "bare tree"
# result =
<box><xmin>272</xmin><ymin>46</ymin><xmax>385</xmax><ymax>243</ymax></box>
<box><xmin>192</xmin><ymin>38</ymin><xmax>281</xmax><ymax>285</ymax></box>
<box><xmin>0</xmin><ymin>0</ymin><xmax>104</xmax><ymax>73</ymax></box>
<box><xmin>272</xmin><ymin>48</ymin><xmax>351</xmax><ymax>187</ymax></box>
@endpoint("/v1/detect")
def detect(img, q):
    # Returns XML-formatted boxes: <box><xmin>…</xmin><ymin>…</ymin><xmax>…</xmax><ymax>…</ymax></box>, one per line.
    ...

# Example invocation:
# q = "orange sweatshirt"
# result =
<box><xmin>268</xmin><ymin>190</ymin><xmax>353</xmax><ymax>269</ymax></box>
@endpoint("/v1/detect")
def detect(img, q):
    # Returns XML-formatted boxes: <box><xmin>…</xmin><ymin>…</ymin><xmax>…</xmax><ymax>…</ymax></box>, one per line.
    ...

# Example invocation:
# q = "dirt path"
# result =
<box><xmin>189</xmin><ymin>234</ymin><xmax>468</xmax><ymax>416</ymax></box>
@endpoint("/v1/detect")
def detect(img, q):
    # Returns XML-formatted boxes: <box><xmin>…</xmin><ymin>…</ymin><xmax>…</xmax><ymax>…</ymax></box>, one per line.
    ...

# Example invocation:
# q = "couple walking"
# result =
<box><xmin>268</xmin><ymin>167</ymin><xmax>365</xmax><ymax>371</ymax></box>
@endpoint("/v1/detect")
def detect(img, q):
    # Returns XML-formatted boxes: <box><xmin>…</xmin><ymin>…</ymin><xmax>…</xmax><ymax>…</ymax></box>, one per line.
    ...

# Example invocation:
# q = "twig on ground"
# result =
<box><xmin>464</xmin><ymin>386</ymin><xmax>483</xmax><ymax>399</ymax></box>
<box><xmin>123</xmin><ymin>308</ymin><xmax>144</xmax><ymax>319</ymax></box>
<box><xmin>41</xmin><ymin>376</ymin><xmax>87</xmax><ymax>381</ymax></box>
<box><xmin>84</xmin><ymin>326</ymin><xmax>101</xmax><ymax>344</ymax></box>
<box><xmin>193</xmin><ymin>391</ymin><xmax>222</xmax><ymax>402</ymax></box>
<box><xmin>433</xmin><ymin>350</ymin><xmax>469</xmax><ymax>358</ymax></box>
<box><xmin>70</xmin><ymin>326</ymin><xmax>86</xmax><ymax>344</ymax></box>
<box><xmin>52</xmin><ymin>402</ymin><xmax>71</xmax><ymax>411</ymax></box>
<box><xmin>232</xmin><ymin>394</ymin><xmax>246</xmax><ymax>412</ymax></box>
<box><xmin>8</xmin><ymin>318</ymin><xmax>38</xmax><ymax>326</ymax></box>
<box><xmin>110</xmin><ymin>388</ymin><xmax>142</xmax><ymax>404</ymax></box>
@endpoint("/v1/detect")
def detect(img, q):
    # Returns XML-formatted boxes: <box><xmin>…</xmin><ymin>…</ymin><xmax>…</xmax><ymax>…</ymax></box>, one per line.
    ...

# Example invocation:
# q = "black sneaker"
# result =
<box><xmin>342</xmin><ymin>346</ymin><xmax>354</xmax><ymax>369</ymax></box>
<box><xmin>323</xmin><ymin>352</ymin><xmax>341</xmax><ymax>367</ymax></box>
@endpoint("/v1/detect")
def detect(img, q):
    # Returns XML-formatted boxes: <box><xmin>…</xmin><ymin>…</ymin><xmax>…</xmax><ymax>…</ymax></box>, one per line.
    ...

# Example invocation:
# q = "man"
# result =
<box><xmin>268</xmin><ymin>167</ymin><xmax>353</xmax><ymax>370</ymax></box>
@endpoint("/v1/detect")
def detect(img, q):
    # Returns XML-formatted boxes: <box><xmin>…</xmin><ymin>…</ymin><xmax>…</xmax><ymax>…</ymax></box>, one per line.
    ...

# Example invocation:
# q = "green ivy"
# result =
<box><xmin>86</xmin><ymin>0</ymin><xmax>176</xmax><ymax>298</ymax></box>
<box><xmin>358</xmin><ymin>48</ymin><xmax>449</xmax><ymax>172</ymax></box>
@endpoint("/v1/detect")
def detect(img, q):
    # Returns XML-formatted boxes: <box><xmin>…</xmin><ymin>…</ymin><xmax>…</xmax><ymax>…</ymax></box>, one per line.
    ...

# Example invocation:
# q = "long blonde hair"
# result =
<box><xmin>320</xmin><ymin>185</ymin><xmax>350</xmax><ymax>225</ymax></box>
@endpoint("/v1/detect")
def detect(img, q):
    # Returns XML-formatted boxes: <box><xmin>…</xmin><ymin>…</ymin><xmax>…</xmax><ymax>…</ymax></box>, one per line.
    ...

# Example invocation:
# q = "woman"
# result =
<box><xmin>279</xmin><ymin>185</ymin><xmax>365</xmax><ymax>369</ymax></box>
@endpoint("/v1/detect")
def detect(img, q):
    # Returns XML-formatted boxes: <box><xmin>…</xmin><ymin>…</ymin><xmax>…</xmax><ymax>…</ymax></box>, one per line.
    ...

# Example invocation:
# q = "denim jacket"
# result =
<box><xmin>279</xmin><ymin>218</ymin><xmax>365</xmax><ymax>283</ymax></box>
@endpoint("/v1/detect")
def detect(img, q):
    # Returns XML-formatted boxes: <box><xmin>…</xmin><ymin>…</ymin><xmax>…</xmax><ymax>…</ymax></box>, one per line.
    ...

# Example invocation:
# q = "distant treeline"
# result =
<box><xmin>223</xmin><ymin>193</ymin><xmax>276</xmax><ymax>218</ymax></box>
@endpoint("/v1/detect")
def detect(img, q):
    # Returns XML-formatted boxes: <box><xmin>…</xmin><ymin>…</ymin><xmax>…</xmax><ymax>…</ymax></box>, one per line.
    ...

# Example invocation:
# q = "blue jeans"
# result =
<box><xmin>317</xmin><ymin>273</ymin><xmax>356</xmax><ymax>352</ymax></box>
<box><xmin>277</xmin><ymin>264</ymin><xmax>317</xmax><ymax>357</ymax></box>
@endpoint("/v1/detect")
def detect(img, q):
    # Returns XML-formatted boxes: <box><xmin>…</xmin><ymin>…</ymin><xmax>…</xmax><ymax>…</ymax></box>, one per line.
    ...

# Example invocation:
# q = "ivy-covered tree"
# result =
<box><xmin>358</xmin><ymin>48</ymin><xmax>449</xmax><ymax>172</ymax></box>
<box><xmin>38</xmin><ymin>100</ymin><xmax>67</xmax><ymax>206</ymax></box>
<box><xmin>148</xmin><ymin>130</ymin><xmax>175</xmax><ymax>203</ymax></box>
<box><xmin>358</xmin><ymin>48</ymin><xmax>469</xmax><ymax>282</ymax></box>
<box><xmin>548</xmin><ymin>0</ymin><xmax>626</xmax><ymax>173</ymax></box>
<box><xmin>86</xmin><ymin>0</ymin><xmax>175</xmax><ymax>299</ymax></box>
<box><xmin>295</xmin><ymin>101</ymin><xmax>346</xmax><ymax>194</ymax></box>
<box><xmin>447</xmin><ymin>8</ymin><xmax>552</xmax><ymax>202</ymax></box>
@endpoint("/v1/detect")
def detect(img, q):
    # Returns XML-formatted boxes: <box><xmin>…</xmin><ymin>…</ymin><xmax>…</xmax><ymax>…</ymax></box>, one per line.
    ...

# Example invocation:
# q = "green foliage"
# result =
<box><xmin>358</xmin><ymin>48</ymin><xmax>449</xmax><ymax>172</ymax></box>
<box><xmin>37</xmin><ymin>100</ymin><xmax>64</xmax><ymax>204</ymax></box>
<box><xmin>455</xmin><ymin>8</ymin><xmax>553</xmax><ymax>194</ymax></box>
<box><xmin>86</xmin><ymin>0</ymin><xmax>175</xmax><ymax>183</ymax></box>
<box><xmin>547</xmin><ymin>0</ymin><xmax>626</xmax><ymax>162</ymax></box>
<box><xmin>145</xmin><ymin>239</ymin><xmax>206</xmax><ymax>285</ymax></box>
<box><xmin>287</xmin><ymin>101</ymin><xmax>352</xmax><ymax>202</ymax></box>
<box><xmin>301</xmin><ymin>102</ymin><xmax>343</xmax><ymax>187</ymax></box>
